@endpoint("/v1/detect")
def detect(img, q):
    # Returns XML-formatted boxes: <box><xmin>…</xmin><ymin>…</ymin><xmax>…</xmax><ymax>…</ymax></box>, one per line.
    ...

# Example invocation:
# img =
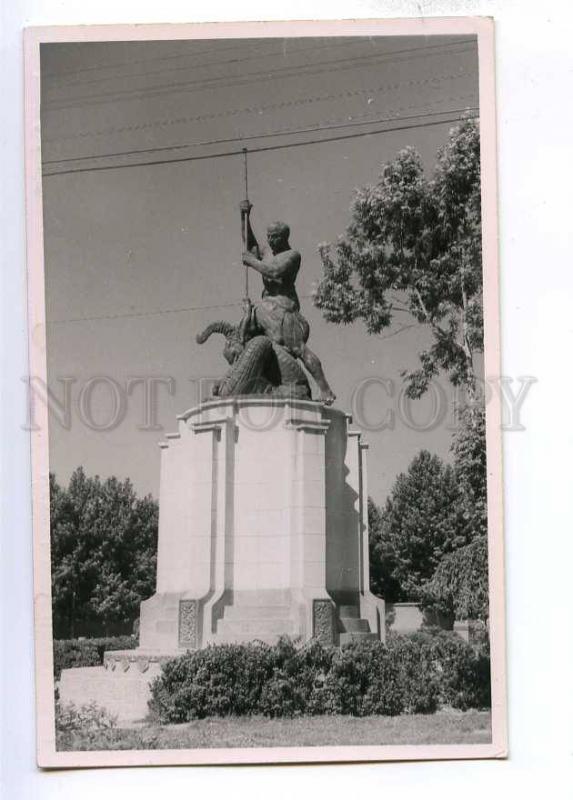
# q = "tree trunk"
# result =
<box><xmin>459</xmin><ymin>254</ymin><xmax>476</xmax><ymax>397</ymax></box>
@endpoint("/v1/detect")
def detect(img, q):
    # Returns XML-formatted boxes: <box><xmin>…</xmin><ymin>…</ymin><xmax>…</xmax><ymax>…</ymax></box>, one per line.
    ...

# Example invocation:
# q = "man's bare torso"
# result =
<box><xmin>260</xmin><ymin>248</ymin><xmax>301</xmax><ymax>310</ymax></box>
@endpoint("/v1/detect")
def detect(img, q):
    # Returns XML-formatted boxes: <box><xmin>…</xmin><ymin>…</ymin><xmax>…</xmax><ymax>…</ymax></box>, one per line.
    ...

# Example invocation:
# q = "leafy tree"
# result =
<box><xmin>421</xmin><ymin>536</ymin><xmax>488</xmax><ymax>623</ymax></box>
<box><xmin>50</xmin><ymin>467</ymin><xmax>158</xmax><ymax>637</ymax></box>
<box><xmin>370</xmin><ymin>402</ymin><xmax>488</xmax><ymax>610</ymax></box>
<box><xmin>317</xmin><ymin>118</ymin><xmax>489</xmax><ymax>617</ymax></box>
<box><xmin>421</xmin><ymin>403</ymin><xmax>489</xmax><ymax>622</ymax></box>
<box><xmin>369</xmin><ymin>451</ymin><xmax>470</xmax><ymax>602</ymax></box>
<box><xmin>451</xmin><ymin>402</ymin><xmax>487</xmax><ymax>538</ymax></box>
<box><xmin>314</xmin><ymin>118</ymin><xmax>482</xmax><ymax>398</ymax></box>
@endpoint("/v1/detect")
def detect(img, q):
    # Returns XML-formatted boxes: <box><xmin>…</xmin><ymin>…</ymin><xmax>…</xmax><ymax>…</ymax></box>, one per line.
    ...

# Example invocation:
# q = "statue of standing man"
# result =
<box><xmin>240</xmin><ymin>201</ymin><xmax>336</xmax><ymax>405</ymax></box>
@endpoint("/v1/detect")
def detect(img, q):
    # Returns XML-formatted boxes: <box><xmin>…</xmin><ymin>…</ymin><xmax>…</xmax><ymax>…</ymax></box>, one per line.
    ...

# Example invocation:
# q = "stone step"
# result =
<box><xmin>339</xmin><ymin>631</ymin><xmax>379</xmax><ymax>646</ymax></box>
<box><xmin>232</xmin><ymin>589</ymin><xmax>291</xmax><ymax>607</ymax></box>
<box><xmin>338</xmin><ymin>605</ymin><xmax>360</xmax><ymax>618</ymax></box>
<box><xmin>223</xmin><ymin>605</ymin><xmax>293</xmax><ymax>621</ymax></box>
<box><xmin>339</xmin><ymin>617</ymin><xmax>370</xmax><ymax>633</ymax></box>
<box><xmin>217</xmin><ymin>618</ymin><xmax>297</xmax><ymax>636</ymax></box>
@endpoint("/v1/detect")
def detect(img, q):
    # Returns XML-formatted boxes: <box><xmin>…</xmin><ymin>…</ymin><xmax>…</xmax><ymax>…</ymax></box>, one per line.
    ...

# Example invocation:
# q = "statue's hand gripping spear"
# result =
<box><xmin>239</xmin><ymin>148</ymin><xmax>256</xmax><ymax>343</ymax></box>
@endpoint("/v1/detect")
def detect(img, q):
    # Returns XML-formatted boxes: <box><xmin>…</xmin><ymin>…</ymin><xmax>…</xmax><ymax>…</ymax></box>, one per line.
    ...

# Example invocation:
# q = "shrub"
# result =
<box><xmin>149</xmin><ymin>632</ymin><xmax>490</xmax><ymax>722</ymax></box>
<box><xmin>150</xmin><ymin>636</ymin><xmax>338</xmax><ymax>722</ymax></box>
<box><xmin>259</xmin><ymin>638</ymin><xmax>335</xmax><ymax>718</ymax></box>
<box><xmin>55</xmin><ymin>701</ymin><xmax>117</xmax><ymax>750</ymax></box>
<box><xmin>404</xmin><ymin>630</ymin><xmax>491</xmax><ymax>710</ymax></box>
<box><xmin>55</xmin><ymin>700</ymin><xmax>162</xmax><ymax>751</ymax></box>
<box><xmin>385</xmin><ymin>635</ymin><xmax>440</xmax><ymax>714</ymax></box>
<box><xmin>258</xmin><ymin>671</ymin><xmax>304</xmax><ymax>718</ymax></box>
<box><xmin>321</xmin><ymin>639</ymin><xmax>406</xmax><ymax>716</ymax></box>
<box><xmin>53</xmin><ymin>635</ymin><xmax>138</xmax><ymax>680</ymax></box>
<box><xmin>57</xmin><ymin>726</ymin><xmax>161</xmax><ymax>752</ymax></box>
<box><xmin>320</xmin><ymin>638</ymin><xmax>441</xmax><ymax>716</ymax></box>
<box><xmin>149</xmin><ymin>641</ymin><xmax>276</xmax><ymax>722</ymax></box>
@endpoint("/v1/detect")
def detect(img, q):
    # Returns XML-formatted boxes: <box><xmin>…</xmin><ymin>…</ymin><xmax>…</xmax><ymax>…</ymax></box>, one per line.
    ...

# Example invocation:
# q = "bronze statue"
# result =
<box><xmin>240</xmin><ymin>202</ymin><xmax>335</xmax><ymax>405</ymax></box>
<box><xmin>196</xmin><ymin>203</ymin><xmax>335</xmax><ymax>405</ymax></box>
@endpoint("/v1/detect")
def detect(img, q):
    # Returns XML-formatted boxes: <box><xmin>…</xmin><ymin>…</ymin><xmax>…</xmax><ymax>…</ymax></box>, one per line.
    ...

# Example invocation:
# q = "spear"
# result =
<box><xmin>241</xmin><ymin>147</ymin><xmax>250</xmax><ymax>300</ymax></box>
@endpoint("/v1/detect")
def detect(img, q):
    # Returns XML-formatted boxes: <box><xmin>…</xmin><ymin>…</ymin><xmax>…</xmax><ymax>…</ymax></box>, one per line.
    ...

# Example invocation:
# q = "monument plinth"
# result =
<box><xmin>138</xmin><ymin>397</ymin><xmax>384</xmax><ymax>652</ymax></box>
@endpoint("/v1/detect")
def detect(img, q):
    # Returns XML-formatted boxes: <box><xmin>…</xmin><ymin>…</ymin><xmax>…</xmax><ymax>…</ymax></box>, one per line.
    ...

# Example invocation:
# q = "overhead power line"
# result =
<box><xmin>46</xmin><ymin>38</ymin><xmax>473</xmax><ymax>93</ymax></box>
<box><xmin>43</xmin><ymin>39</ymin><xmax>260</xmax><ymax>80</ymax></box>
<box><xmin>45</xmin><ymin>37</ymin><xmax>386</xmax><ymax>90</ymax></box>
<box><xmin>48</xmin><ymin>291</ymin><xmax>414</xmax><ymax>326</ymax></box>
<box><xmin>43</xmin><ymin>104</ymin><xmax>477</xmax><ymax>166</ymax></box>
<box><xmin>44</xmin><ymin>42</ymin><xmax>476</xmax><ymax>112</ymax></box>
<box><xmin>44</xmin><ymin>69</ymin><xmax>473</xmax><ymax>145</ymax></box>
<box><xmin>46</xmin><ymin>293</ymin><xmax>413</xmax><ymax>326</ymax></box>
<box><xmin>47</xmin><ymin>298</ymin><xmax>247</xmax><ymax>325</ymax></box>
<box><xmin>43</xmin><ymin>112</ymin><xmax>478</xmax><ymax>178</ymax></box>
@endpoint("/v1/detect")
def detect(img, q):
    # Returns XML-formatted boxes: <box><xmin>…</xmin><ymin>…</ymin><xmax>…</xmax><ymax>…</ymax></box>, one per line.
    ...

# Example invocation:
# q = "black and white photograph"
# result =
<box><xmin>24</xmin><ymin>18</ymin><xmax>505</xmax><ymax>767</ymax></box>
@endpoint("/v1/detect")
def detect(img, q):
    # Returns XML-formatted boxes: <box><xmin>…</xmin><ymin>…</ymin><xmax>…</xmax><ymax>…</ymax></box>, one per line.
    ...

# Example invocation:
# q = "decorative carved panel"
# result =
<box><xmin>313</xmin><ymin>599</ymin><xmax>335</xmax><ymax>645</ymax></box>
<box><xmin>178</xmin><ymin>599</ymin><xmax>199</xmax><ymax>649</ymax></box>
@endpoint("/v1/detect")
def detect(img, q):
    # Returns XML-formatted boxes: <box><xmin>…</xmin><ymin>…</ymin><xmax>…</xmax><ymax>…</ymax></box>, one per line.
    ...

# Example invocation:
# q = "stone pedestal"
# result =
<box><xmin>59</xmin><ymin>398</ymin><xmax>384</xmax><ymax>721</ymax></box>
<box><xmin>139</xmin><ymin>397</ymin><xmax>384</xmax><ymax>650</ymax></box>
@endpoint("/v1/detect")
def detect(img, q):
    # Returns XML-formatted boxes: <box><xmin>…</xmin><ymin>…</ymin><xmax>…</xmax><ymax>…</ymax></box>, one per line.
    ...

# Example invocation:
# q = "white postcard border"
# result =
<box><xmin>24</xmin><ymin>16</ymin><xmax>506</xmax><ymax>768</ymax></box>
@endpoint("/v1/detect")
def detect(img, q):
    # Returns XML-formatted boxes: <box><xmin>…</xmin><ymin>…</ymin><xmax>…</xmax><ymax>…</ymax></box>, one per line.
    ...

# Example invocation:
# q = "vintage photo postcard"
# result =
<box><xmin>25</xmin><ymin>17</ymin><xmax>506</xmax><ymax>768</ymax></box>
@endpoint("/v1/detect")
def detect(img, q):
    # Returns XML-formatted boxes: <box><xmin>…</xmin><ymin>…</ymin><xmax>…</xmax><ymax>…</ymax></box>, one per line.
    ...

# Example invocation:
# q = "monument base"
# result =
<box><xmin>138</xmin><ymin>398</ymin><xmax>385</xmax><ymax>652</ymax></box>
<box><xmin>59</xmin><ymin>398</ymin><xmax>385</xmax><ymax>723</ymax></box>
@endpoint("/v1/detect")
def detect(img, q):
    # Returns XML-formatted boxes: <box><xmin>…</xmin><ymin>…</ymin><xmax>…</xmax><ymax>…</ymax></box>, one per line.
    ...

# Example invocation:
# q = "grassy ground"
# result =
<box><xmin>58</xmin><ymin>709</ymin><xmax>491</xmax><ymax>751</ymax></box>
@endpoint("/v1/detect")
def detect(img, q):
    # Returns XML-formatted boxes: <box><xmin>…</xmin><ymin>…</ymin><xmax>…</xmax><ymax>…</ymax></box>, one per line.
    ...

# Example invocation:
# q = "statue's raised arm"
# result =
<box><xmin>240</xmin><ymin>200</ymin><xmax>260</xmax><ymax>259</ymax></box>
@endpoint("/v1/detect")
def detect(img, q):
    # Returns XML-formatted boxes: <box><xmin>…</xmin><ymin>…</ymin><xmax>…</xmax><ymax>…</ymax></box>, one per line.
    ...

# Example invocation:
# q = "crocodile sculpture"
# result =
<box><xmin>196</xmin><ymin>310</ymin><xmax>311</xmax><ymax>401</ymax></box>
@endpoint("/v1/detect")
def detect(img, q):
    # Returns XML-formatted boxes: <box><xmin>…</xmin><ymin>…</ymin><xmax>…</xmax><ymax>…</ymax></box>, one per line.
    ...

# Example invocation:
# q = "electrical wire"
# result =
<box><xmin>48</xmin><ymin>292</ymin><xmax>414</xmax><ymax>326</ymax></box>
<box><xmin>44</xmin><ymin>37</ymin><xmax>382</xmax><ymax>89</ymax></box>
<box><xmin>44</xmin><ymin>69</ymin><xmax>474</xmax><ymax>145</ymax></box>
<box><xmin>44</xmin><ymin>43</ymin><xmax>476</xmax><ymax>112</ymax></box>
<box><xmin>45</xmin><ymin>37</ymin><xmax>473</xmax><ymax>92</ymax></box>
<box><xmin>43</xmin><ymin>113</ymin><xmax>478</xmax><ymax>177</ymax></box>
<box><xmin>47</xmin><ymin>299</ymin><xmax>246</xmax><ymax>325</ymax></box>
<box><xmin>43</xmin><ymin>103</ymin><xmax>478</xmax><ymax>166</ymax></box>
<box><xmin>43</xmin><ymin>39</ymin><xmax>262</xmax><ymax>80</ymax></box>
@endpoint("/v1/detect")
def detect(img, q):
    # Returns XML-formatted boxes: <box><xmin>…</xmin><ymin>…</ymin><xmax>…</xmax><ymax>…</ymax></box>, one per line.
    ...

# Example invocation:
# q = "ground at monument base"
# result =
<box><xmin>56</xmin><ymin>709</ymin><xmax>491</xmax><ymax>750</ymax></box>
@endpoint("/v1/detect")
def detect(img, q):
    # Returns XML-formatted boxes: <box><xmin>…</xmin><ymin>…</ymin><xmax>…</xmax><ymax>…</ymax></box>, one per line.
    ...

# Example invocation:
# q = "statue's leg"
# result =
<box><xmin>270</xmin><ymin>344</ymin><xmax>311</xmax><ymax>400</ymax></box>
<box><xmin>299</xmin><ymin>345</ymin><xmax>336</xmax><ymax>405</ymax></box>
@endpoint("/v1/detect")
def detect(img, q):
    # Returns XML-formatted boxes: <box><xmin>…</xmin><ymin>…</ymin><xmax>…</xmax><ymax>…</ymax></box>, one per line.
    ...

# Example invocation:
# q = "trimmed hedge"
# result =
<box><xmin>53</xmin><ymin>636</ymin><xmax>138</xmax><ymax>680</ymax></box>
<box><xmin>149</xmin><ymin>633</ymin><xmax>490</xmax><ymax>723</ymax></box>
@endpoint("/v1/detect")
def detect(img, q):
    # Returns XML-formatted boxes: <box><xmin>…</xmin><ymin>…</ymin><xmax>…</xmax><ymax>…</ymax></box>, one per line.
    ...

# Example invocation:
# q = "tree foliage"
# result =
<box><xmin>451</xmin><ymin>402</ymin><xmax>488</xmax><ymax>538</ymax></box>
<box><xmin>370</xmin><ymin>402</ymin><xmax>489</xmax><ymax>619</ymax></box>
<box><xmin>421</xmin><ymin>536</ymin><xmax>489</xmax><ymax>623</ymax></box>
<box><xmin>314</xmin><ymin>118</ymin><xmax>482</xmax><ymax>398</ymax></box>
<box><xmin>369</xmin><ymin>451</ymin><xmax>470</xmax><ymax>602</ymax></box>
<box><xmin>420</xmin><ymin>403</ymin><xmax>489</xmax><ymax>622</ymax></box>
<box><xmin>50</xmin><ymin>467</ymin><xmax>158</xmax><ymax>637</ymax></box>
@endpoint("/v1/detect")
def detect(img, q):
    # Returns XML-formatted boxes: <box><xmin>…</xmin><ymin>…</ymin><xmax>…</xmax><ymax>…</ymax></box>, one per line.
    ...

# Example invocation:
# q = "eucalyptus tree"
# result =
<box><xmin>314</xmin><ymin>118</ymin><xmax>483</xmax><ymax>399</ymax></box>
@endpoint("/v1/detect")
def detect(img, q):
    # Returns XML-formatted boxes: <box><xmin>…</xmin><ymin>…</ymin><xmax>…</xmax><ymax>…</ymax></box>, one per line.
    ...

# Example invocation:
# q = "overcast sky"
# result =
<box><xmin>40</xmin><ymin>34</ymin><xmax>479</xmax><ymax>504</ymax></box>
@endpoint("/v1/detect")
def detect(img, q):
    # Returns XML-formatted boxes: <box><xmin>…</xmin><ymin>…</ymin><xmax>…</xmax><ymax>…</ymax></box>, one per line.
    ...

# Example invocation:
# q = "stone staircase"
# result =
<box><xmin>337</xmin><ymin>604</ymin><xmax>378</xmax><ymax>645</ymax></box>
<box><xmin>213</xmin><ymin>592</ymin><xmax>377</xmax><ymax>646</ymax></box>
